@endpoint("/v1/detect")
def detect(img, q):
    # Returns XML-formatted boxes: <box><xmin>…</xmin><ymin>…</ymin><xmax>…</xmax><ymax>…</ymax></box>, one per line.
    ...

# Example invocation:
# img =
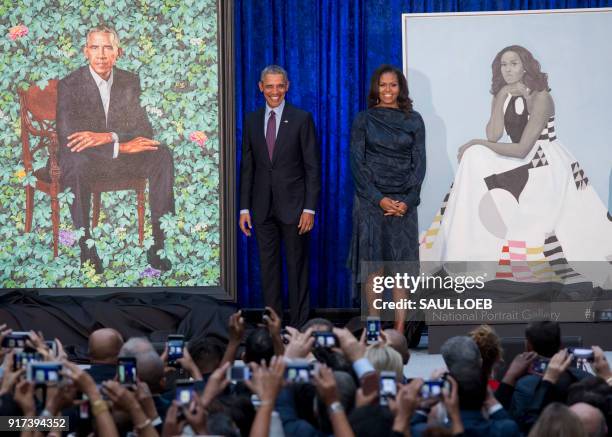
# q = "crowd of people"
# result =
<box><xmin>1</xmin><ymin>315</ymin><xmax>611</xmax><ymax>436</ymax></box>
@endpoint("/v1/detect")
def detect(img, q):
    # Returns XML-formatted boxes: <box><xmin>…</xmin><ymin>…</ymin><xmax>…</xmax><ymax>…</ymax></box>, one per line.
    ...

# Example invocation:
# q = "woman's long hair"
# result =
<box><xmin>490</xmin><ymin>45</ymin><xmax>550</xmax><ymax>95</ymax></box>
<box><xmin>367</xmin><ymin>64</ymin><xmax>413</xmax><ymax>115</ymax></box>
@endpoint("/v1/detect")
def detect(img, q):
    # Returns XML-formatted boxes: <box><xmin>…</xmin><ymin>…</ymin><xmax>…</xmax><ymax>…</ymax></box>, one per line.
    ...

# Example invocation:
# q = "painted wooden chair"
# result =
<box><xmin>19</xmin><ymin>80</ymin><xmax>146</xmax><ymax>257</ymax></box>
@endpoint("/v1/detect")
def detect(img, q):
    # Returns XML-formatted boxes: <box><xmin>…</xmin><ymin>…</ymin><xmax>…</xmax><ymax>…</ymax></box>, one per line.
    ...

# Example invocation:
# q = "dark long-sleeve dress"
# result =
<box><xmin>348</xmin><ymin>107</ymin><xmax>426</xmax><ymax>290</ymax></box>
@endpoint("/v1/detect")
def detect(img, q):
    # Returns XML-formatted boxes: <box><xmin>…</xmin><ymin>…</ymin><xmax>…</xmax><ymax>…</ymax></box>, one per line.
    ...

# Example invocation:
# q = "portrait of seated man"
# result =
<box><xmin>56</xmin><ymin>25</ymin><xmax>175</xmax><ymax>274</ymax></box>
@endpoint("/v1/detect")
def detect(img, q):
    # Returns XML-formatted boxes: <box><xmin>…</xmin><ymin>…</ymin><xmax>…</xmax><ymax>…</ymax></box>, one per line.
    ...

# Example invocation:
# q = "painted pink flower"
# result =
<box><xmin>8</xmin><ymin>25</ymin><xmax>28</xmax><ymax>41</ymax></box>
<box><xmin>189</xmin><ymin>131</ymin><xmax>208</xmax><ymax>147</ymax></box>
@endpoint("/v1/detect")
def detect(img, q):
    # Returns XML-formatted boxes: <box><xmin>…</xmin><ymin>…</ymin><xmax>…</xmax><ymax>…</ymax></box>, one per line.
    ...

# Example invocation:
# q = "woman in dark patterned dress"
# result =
<box><xmin>349</xmin><ymin>64</ymin><xmax>426</xmax><ymax>332</ymax></box>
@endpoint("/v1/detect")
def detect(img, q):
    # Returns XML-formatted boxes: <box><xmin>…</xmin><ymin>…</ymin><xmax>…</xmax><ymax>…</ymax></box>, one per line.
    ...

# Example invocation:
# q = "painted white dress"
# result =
<box><xmin>420</xmin><ymin>94</ymin><xmax>612</xmax><ymax>287</ymax></box>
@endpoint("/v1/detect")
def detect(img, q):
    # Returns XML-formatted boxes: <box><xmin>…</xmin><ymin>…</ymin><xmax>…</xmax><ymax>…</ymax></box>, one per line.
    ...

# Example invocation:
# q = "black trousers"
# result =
<box><xmin>59</xmin><ymin>145</ymin><xmax>175</xmax><ymax>231</ymax></box>
<box><xmin>254</xmin><ymin>215</ymin><xmax>310</xmax><ymax>328</ymax></box>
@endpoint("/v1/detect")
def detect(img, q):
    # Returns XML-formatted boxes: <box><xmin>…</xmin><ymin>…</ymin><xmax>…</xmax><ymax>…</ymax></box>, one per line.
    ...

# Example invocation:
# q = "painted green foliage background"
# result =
<box><xmin>0</xmin><ymin>0</ymin><xmax>220</xmax><ymax>288</ymax></box>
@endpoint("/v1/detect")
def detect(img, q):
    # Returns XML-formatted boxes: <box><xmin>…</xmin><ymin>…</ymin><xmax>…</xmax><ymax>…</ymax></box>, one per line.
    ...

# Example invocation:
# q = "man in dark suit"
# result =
<box><xmin>57</xmin><ymin>25</ymin><xmax>174</xmax><ymax>273</ymax></box>
<box><xmin>239</xmin><ymin>65</ymin><xmax>321</xmax><ymax>328</ymax></box>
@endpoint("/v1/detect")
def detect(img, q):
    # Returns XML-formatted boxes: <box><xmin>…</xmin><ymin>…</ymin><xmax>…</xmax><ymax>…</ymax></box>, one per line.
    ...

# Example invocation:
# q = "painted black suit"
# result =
<box><xmin>56</xmin><ymin>66</ymin><xmax>174</xmax><ymax>232</ymax></box>
<box><xmin>240</xmin><ymin>102</ymin><xmax>320</xmax><ymax>327</ymax></box>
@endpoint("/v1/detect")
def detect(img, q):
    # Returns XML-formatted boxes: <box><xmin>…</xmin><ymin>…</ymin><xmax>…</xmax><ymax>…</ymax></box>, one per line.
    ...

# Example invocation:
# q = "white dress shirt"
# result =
<box><xmin>88</xmin><ymin>66</ymin><xmax>120</xmax><ymax>158</ymax></box>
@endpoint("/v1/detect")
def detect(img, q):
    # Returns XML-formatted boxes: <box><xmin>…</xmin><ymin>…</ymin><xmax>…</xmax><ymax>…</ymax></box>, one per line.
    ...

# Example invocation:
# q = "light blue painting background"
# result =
<box><xmin>404</xmin><ymin>9</ymin><xmax>612</xmax><ymax>232</ymax></box>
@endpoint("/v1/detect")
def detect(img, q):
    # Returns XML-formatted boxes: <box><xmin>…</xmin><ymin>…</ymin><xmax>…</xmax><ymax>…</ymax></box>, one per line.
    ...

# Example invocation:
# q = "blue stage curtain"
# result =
<box><xmin>235</xmin><ymin>0</ymin><xmax>610</xmax><ymax>309</ymax></box>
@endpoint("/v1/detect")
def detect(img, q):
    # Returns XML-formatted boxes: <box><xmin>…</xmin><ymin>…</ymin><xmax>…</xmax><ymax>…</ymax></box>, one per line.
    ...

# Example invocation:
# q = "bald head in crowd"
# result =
<box><xmin>88</xmin><ymin>328</ymin><xmax>124</xmax><ymax>364</ymax></box>
<box><xmin>569</xmin><ymin>402</ymin><xmax>608</xmax><ymax>437</ymax></box>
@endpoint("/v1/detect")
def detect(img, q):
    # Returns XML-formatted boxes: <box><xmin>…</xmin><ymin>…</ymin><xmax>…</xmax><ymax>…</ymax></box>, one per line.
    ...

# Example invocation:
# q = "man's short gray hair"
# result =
<box><xmin>119</xmin><ymin>337</ymin><xmax>155</xmax><ymax>357</ymax></box>
<box><xmin>440</xmin><ymin>336</ymin><xmax>482</xmax><ymax>373</ymax></box>
<box><xmin>85</xmin><ymin>25</ymin><xmax>120</xmax><ymax>47</ymax></box>
<box><xmin>260</xmin><ymin>65</ymin><xmax>288</xmax><ymax>83</ymax></box>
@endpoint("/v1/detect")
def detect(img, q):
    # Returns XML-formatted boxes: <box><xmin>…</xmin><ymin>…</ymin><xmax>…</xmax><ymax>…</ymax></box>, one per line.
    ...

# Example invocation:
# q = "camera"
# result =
<box><xmin>1</xmin><ymin>331</ymin><xmax>30</xmax><ymax>348</ymax></box>
<box><xmin>285</xmin><ymin>360</ymin><xmax>313</xmax><ymax>383</ymax></box>
<box><xmin>227</xmin><ymin>363</ymin><xmax>251</xmax><ymax>382</ymax></box>
<box><xmin>366</xmin><ymin>317</ymin><xmax>381</xmax><ymax>345</ymax></box>
<box><xmin>379</xmin><ymin>371</ymin><xmax>397</xmax><ymax>406</ymax></box>
<box><xmin>175</xmin><ymin>380</ymin><xmax>195</xmax><ymax>405</ymax></box>
<box><xmin>13</xmin><ymin>351</ymin><xmax>43</xmax><ymax>371</ymax></box>
<box><xmin>312</xmin><ymin>331</ymin><xmax>338</xmax><ymax>348</ymax></box>
<box><xmin>167</xmin><ymin>335</ymin><xmax>185</xmax><ymax>367</ymax></box>
<box><xmin>419</xmin><ymin>379</ymin><xmax>450</xmax><ymax>399</ymax></box>
<box><xmin>117</xmin><ymin>357</ymin><xmax>137</xmax><ymax>385</ymax></box>
<box><xmin>27</xmin><ymin>362</ymin><xmax>62</xmax><ymax>384</ymax></box>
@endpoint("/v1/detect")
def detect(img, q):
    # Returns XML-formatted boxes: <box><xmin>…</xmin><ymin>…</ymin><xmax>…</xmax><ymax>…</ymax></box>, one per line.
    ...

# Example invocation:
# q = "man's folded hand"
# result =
<box><xmin>67</xmin><ymin>131</ymin><xmax>113</xmax><ymax>152</ymax></box>
<box><xmin>119</xmin><ymin>137</ymin><xmax>160</xmax><ymax>154</ymax></box>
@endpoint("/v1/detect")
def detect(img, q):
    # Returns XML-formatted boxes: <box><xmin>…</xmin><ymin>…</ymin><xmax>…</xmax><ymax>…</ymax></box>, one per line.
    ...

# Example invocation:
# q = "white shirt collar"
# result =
<box><xmin>265</xmin><ymin>99</ymin><xmax>285</xmax><ymax>118</ymax></box>
<box><xmin>88</xmin><ymin>65</ymin><xmax>114</xmax><ymax>89</ymax></box>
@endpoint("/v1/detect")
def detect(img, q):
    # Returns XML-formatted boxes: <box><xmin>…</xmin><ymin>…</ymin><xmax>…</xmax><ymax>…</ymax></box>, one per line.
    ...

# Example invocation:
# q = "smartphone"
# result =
<box><xmin>175</xmin><ymin>380</ymin><xmax>195</xmax><ymax>405</ymax></box>
<box><xmin>1</xmin><ymin>331</ymin><xmax>30</xmax><ymax>348</ymax></box>
<box><xmin>312</xmin><ymin>331</ymin><xmax>338</xmax><ymax>349</ymax></box>
<box><xmin>568</xmin><ymin>348</ymin><xmax>594</xmax><ymax>362</ymax></box>
<box><xmin>285</xmin><ymin>360</ymin><xmax>313</xmax><ymax>383</ymax></box>
<box><xmin>27</xmin><ymin>361</ymin><xmax>62</xmax><ymax>384</ymax></box>
<box><xmin>529</xmin><ymin>357</ymin><xmax>549</xmax><ymax>375</ymax></box>
<box><xmin>167</xmin><ymin>335</ymin><xmax>185</xmax><ymax>367</ymax></box>
<box><xmin>379</xmin><ymin>371</ymin><xmax>397</xmax><ymax>406</ymax></box>
<box><xmin>13</xmin><ymin>351</ymin><xmax>43</xmax><ymax>371</ymax></box>
<box><xmin>242</xmin><ymin>310</ymin><xmax>264</xmax><ymax>326</ymax></box>
<box><xmin>419</xmin><ymin>379</ymin><xmax>450</xmax><ymax>399</ymax></box>
<box><xmin>366</xmin><ymin>317</ymin><xmax>381</xmax><ymax>344</ymax></box>
<box><xmin>227</xmin><ymin>364</ymin><xmax>251</xmax><ymax>382</ymax></box>
<box><xmin>45</xmin><ymin>340</ymin><xmax>58</xmax><ymax>356</ymax></box>
<box><xmin>117</xmin><ymin>357</ymin><xmax>137</xmax><ymax>385</ymax></box>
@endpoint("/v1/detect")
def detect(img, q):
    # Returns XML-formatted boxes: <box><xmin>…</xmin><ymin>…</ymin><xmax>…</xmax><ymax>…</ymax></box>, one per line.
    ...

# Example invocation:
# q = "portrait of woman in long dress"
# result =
<box><xmin>420</xmin><ymin>45</ymin><xmax>612</xmax><ymax>287</ymax></box>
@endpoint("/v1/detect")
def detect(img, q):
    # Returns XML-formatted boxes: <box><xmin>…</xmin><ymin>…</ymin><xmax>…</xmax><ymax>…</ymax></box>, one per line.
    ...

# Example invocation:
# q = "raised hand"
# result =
<box><xmin>502</xmin><ymin>351</ymin><xmax>537</xmax><ymax>386</ymax></box>
<box><xmin>283</xmin><ymin>326</ymin><xmax>314</xmax><ymax>359</ymax></box>
<box><xmin>592</xmin><ymin>346</ymin><xmax>612</xmax><ymax>381</ymax></box>
<box><xmin>245</xmin><ymin>356</ymin><xmax>286</xmax><ymax>404</ymax></box>
<box><xmin>332</xmin><ymin>327</ymin><xmax>366</xmax><ymax>363</ymax></box>
<box><xmin>13</xmin><ymin>380</ymin><xmax>36</xmax><ymax>416</ymax></box>
<box><xmin>176</xmin><ymin>347</ymin><xmax>203</xmax><ymax>380</ymax></box>
<box><xmin>313</xmin><ymin>365</ymin><xmax>339</xmax><ymax>406</ymax></box>
<box><xmin>0</xmin><ymin>351</ymin><xmax>25</xmax><ymax>396</ymax></box>
<box><xmin>183</xmin><ymin>395</ymin><xmax>208</xmax><ymax>435</ymax></box>
<box><xmin>201</xmin><ymin>362</ymin><xmax>231</xmax><ymax>408</ymax></box>
<box><xmin>228</xmin><ymin>310</ymin><xmax>245</xmax><ymax>343</ymax></box>
<box><xmin>543</xmin><ymin>349</ymin><xmax>573</xmax><ymax>384</ymax></box>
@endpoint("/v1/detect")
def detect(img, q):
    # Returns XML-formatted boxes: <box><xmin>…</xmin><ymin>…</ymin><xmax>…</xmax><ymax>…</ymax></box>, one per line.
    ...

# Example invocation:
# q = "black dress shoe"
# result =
<box><xmin>80</xmin><ymin>245</ymin><xmax>104</xmax><ymax>274</ymax></box>
<box><xmin>147</xmin><ymin>246</ymin><xmax>172</xmax><ymax>271</ymax></box>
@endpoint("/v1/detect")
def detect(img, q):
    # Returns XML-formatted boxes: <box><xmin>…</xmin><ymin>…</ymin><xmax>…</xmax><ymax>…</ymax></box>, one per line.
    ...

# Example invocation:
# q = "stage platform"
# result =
<box><xmin>2</xmin><ymin>291</ymin><xmax>610</xmax><ymax>366</ymax></box>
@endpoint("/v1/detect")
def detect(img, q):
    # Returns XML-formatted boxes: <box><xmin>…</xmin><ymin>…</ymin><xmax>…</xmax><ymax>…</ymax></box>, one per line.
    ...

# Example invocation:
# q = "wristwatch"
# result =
<box><xmin>328</xmin><ymin>401</ymin><xmax>344</xmax><ymax>415</ymax></box>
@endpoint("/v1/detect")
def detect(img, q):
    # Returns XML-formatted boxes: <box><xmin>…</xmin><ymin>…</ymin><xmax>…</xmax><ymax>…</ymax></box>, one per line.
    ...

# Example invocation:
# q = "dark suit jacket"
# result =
<box><xmin>240</xmin><ymin>103</ymin><xmax>321</xmax><ymax>224</ymax></box>
<box><xmin>56</xmin><ymin>65</ymin><xmax>153</xmax><ymax>162</ymax></box>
